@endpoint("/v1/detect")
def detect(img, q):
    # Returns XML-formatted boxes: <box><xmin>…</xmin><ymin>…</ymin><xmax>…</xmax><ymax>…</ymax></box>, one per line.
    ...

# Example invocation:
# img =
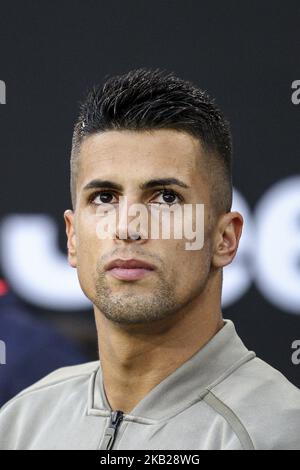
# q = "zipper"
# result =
<box><xmin>99</xmin><ymin>410</ymin><xmax>124</xmax><ymax>450</ymax></box>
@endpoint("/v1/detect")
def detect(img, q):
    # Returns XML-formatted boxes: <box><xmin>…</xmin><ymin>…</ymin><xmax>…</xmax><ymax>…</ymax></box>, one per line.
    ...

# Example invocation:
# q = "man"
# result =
<box><xmin>0</xmin><ymin>68</ymin><xmax>299</xmax><ymax>450</ymax></box>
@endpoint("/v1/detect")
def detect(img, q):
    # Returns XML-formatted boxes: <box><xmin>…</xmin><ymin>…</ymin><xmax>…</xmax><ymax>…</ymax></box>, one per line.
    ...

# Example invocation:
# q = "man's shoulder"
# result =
<box><xmin>223</xmin><ymin>355</ymin><xmax>300</xmax><ymax>407</ymax></box>
<box><xmin>209</xmin><ymin>355</ymin><xmax>300</xmax><ymax>449</ymax></box>
<box><xmin>0</xmin><ymin>360</ymin><xmax>99</xmax><ymax>412</ymax></box>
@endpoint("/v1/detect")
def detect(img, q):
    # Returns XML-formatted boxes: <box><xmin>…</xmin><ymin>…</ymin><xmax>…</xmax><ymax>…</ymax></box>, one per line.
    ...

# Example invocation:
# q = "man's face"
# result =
<box><xmin>65</xmin><ymin>129</ymin><xmax>217</xmax><ymax>325</ymax></box>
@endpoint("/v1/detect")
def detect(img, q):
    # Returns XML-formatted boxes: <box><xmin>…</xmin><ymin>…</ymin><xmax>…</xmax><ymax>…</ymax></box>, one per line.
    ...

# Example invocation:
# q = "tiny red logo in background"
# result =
<box><xmin>0</xmin><ymin>280</ymin><xmax>8</xmax><ymax>296</ymax></box>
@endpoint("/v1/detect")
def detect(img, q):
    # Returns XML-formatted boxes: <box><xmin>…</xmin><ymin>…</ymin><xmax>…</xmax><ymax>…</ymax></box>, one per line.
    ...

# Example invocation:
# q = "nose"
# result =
<box><xmin>115</xmin><ymin>196</ymin><xmax>148</xmax><ymax>242</ymax></box>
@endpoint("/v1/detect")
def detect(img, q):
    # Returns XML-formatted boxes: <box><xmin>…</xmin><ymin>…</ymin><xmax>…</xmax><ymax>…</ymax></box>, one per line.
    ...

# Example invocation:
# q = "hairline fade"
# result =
<box><xmin>70</xmin><ymin>68</ymin><xmax>233</xmax><ymax>219</ymax></box>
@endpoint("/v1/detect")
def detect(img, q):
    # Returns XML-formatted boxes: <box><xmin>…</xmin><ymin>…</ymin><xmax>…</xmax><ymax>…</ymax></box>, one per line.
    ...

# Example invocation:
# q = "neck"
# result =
<box><xmin>94</xmin><ymin>274</ymin><xmax>224</xmax><ymax>414</ymax></box>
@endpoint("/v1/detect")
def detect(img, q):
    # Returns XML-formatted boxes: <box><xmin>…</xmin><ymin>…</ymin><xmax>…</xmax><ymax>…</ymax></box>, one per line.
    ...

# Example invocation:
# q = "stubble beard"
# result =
<box><xmin>93</xmin><ymin>268</ymin><xmax>182</xmax><ymax>325</ymax></box>
<box><xmin>93</xmin><ymin>265</ymin><xmax>211</xmax><ymax>326</ymax></box>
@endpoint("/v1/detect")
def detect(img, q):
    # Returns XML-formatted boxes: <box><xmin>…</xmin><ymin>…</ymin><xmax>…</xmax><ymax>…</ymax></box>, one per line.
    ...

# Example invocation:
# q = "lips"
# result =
<box><xmin>105</xmin><ymin>258</ymin><xmax>156</xmax><ymax>281</ymax></box>
<box><xmin>105</xmin><ymin>258</ymin><xmax>156</xmax><ymax>271</ymax></box>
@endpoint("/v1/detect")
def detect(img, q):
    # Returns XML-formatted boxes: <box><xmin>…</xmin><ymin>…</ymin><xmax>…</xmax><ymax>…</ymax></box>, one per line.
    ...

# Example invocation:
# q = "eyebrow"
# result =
<box><xmin>83</xmin><ymin>178</ymin><xmax>190</xmax><ymax>192</ymax></box>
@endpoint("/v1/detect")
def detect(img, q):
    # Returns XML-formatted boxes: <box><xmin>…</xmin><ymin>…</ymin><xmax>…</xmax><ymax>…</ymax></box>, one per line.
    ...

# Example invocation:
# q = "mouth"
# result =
<box><xmin>104</xmin><ymin>258</ymin><xmax>156</xmax><ymax>281</ymax></box>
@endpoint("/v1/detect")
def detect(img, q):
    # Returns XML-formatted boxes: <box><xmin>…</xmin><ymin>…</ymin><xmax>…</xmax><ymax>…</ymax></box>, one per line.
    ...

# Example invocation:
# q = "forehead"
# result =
<box><xmin>77</xmin><ymin>129</ymin><xmax>208</xmax><ymax>190</ymax></box>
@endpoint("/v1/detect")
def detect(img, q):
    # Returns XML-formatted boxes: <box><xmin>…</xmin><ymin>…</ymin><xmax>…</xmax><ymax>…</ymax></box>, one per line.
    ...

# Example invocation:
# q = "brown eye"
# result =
<box><xmin>90</xmin><ymin>191</ymin><xmax>117</xmax><ymax>205</ymax></box>
<box><xmin>152</xmin><ymin>189</ymin><xmax>182</xmax><ymax>205</ymax></box>
<box><xmin>161</xmin><ymin>191</ymin><xmax>177</xmax><ymax>204</ymax></box>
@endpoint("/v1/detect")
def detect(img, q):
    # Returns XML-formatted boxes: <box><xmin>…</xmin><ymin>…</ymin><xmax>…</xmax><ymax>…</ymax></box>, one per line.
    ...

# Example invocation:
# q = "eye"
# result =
<box><xmin>88</xmin><ymin>191</ymin><xmax>117</xmax><ymax>205</ymax></box>
<box><xmin>88</xmin><ymin>189</ymin><xmax>183</xmax><ymax>206</ymax></box>
<box><xmin>151</xmin><ymin>189</ymin><xmax>182</xmax><ymax>205</ymax></box>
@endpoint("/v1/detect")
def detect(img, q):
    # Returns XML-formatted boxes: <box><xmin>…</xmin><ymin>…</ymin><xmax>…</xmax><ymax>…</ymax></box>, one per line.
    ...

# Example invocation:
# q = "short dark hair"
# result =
<box><xmin>70</xmin><ymin>68</ymin><xmax>233</xmax><ymax>217</ymax></box>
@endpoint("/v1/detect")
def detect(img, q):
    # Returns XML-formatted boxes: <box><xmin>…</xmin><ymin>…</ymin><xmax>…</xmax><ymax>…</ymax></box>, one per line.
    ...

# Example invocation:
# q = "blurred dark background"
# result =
<box><xmin>0</xmin><ymin>0</ymin><xmax>299</xmax><ymax>406</ymax></box>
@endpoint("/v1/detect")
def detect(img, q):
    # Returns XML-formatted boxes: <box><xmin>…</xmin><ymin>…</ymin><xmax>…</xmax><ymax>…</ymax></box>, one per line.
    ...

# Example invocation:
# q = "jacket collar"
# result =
<box><xmin>88</xmin><ymin>319</ymin><xmax>256</xmax><ymax>422</ymax></box>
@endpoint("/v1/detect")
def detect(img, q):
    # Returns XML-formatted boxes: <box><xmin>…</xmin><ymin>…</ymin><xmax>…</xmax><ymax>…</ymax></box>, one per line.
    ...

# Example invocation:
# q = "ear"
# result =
<box><xmin>64</xmin><ymin>209</ymin><xmax>77</xmax><ymax>268</ymax></box>
<box><xmin>211</xmin><ymin>211</ymin><xmax>244</xmax><ymax>269</ymax></box>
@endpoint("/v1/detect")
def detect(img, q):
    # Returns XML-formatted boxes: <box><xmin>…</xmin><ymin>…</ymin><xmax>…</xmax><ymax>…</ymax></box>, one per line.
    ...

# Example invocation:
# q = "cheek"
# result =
<box><xmin>180</xmin><ymin>249</ymin><xmax>209</xmax><ymax>276</ymax></box>
<box><xmin>163</xmin><ymin>239</ymin><xmax>209</xmax><ymax>274</ymax></box>
<box><xmin>167</xmin><ymin>240</ymin><xmax>211</xmax><ymax>292</ymax></box>
<box><xmin>76</xmin><ymin>214</ymin><xmax>101</xmax><ymax>270</ymax></box>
